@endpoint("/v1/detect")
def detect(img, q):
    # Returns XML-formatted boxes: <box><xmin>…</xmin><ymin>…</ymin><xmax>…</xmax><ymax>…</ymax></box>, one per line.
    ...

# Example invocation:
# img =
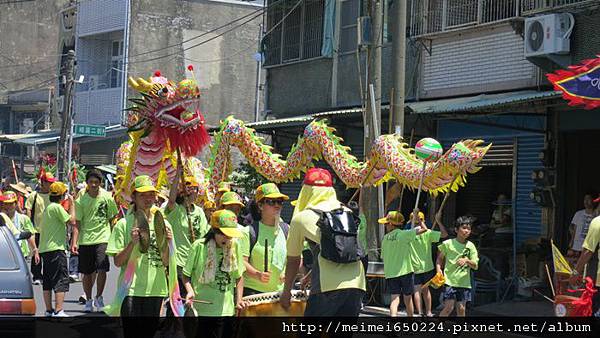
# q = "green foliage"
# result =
<box><xmin>230</xmin><ymin>161</ymin><xmax>268</xmax><ymax>198</ymax></box>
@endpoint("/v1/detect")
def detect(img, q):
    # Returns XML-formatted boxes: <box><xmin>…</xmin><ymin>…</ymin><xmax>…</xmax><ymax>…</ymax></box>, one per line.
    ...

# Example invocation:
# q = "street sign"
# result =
<box><xmin>74</xmin><ymin>124</ymin><xmax>106</xmax><ymax>137</ymax></box>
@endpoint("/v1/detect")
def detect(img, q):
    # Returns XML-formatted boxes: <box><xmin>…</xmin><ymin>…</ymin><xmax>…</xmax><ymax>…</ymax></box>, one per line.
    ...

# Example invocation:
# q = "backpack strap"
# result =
<box><xmin>29</xmin><ymin>192</ymin><xmax>38</xmax><ymax>226</ymax></box>
<box><xmin>249</xmin><ymin>220</ymin><xmax>289</xmax><ymax>258</ymax></box>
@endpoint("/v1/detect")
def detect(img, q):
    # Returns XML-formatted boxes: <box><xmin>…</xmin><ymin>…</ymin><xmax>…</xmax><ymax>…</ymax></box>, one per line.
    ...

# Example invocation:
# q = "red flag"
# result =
<box><xmin>71</xmin><ymin>166</ymin><xmax>78</xmax><ymax>185</ymax></box>
<box><xmin>38</xmin><ymin>166</ymin><xmax>46</xmax><ymax>181</ymax></box>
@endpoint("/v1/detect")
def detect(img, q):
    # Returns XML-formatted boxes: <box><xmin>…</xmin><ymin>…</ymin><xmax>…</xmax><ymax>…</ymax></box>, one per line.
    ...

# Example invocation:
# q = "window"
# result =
<box><xmin>264</xmin><ymin>0</ymin><xmax>325</xmax><ymax>66</ymax></box>
<box><xmin>110</xmin><ymin>40</ymin><xmax>124</xmax><ymax>88</ymax></box>
<box><xmin>339</xmin><ymin>0</ymin><xmax>360</xmax><ymax>53</ymax></box>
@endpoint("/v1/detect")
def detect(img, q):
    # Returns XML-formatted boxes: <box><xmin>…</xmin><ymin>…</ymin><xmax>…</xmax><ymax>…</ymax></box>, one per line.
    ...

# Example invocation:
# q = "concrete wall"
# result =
<box><xmin>127</xmin><ymin>0</ymin><xmax>262</xmax><ymax>128</ymax></box>
<box><xmin>0</xmin><ymin>0</ymin><xmax>70</xmax><ymax>101</ymax></box>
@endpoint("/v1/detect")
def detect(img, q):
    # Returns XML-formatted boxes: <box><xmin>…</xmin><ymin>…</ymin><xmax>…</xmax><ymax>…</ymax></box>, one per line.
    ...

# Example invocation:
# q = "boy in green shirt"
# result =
<box><xmin>380</xmin><ymin>211</ymin><xmax>426</xmax><ymax>317</ymax></box>
<box><xmin>71</xmin><ymin>169</ymin><xmax>119</xmax><ymax>312</ymax></box>
<box><xmin>39</xmin><ymin>182</ymin><xmax>76</xmax><ymax>317</ymax></box>
<box><xmin>408</xmin><ymin>211</ymin><xmax>448</xmax><ymax>317</ymax></box>
<box><xmin>436</xmin><ymin>215</ymin><xmax>479</xmax><ymax>317</ymax></box>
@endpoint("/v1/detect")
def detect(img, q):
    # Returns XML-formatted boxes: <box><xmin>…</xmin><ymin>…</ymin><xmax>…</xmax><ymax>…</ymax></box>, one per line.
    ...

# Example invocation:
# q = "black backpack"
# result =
<box><xmin>310</xmin><ymin>207</ymin><xmax>362</xmax><ymax>263</ymax></box>
<box><xmin>248</xmin><ymin>220</ymin><xmax>289</xmax><ymax>257</ymax></box>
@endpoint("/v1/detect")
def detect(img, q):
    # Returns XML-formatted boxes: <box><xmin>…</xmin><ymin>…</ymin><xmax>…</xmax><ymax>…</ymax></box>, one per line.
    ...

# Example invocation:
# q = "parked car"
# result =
<box><xmin>0</xmin><ymin>225</ymin><xmax>35</xmax><ymax>315</ymax></box>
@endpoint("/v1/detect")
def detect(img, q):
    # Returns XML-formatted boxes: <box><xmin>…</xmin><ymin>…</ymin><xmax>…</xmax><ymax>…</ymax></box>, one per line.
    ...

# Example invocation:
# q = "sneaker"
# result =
<box><xmin>78</xmin><ymin>294</ymin><xmax>87</xmax><ymax>304</ymax></box>
<box><xmin>53</xmin><ymin>310</ymin><xmax>70</xmax><ymax>317</ymax></box>
<box><xmin>84</xmin><ymin>299</ymin><xmax>94</xmax><ymax>313</ymax></box>
<box><xmin>94</xmin><ymin>296</ymin><xmax>105</xmax><ymax>311</ymax></box>
<box><xmin>44</xmin><ymin>309</ymin><xmax>54</xmax><ymax>317</ymax></box>
<box><xmin>33</xmin><ymin>279</ymin><xmax>42</xmax><ymax>285</ymax></box>
<box><xmin>69</xmin><ymin>274</ymin><xmax>80</xmax><ymax>283</ymax></box>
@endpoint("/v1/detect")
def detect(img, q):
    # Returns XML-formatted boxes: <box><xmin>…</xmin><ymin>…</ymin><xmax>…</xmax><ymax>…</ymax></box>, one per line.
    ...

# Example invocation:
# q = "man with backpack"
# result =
<box><xmin>281</xmin><ymin>168</ymin><xmax>365</xmax><ymax>316</ymax></box>
<box><xmin>25</xmin><ymin>172</ymin><xmax>56</xmax><ymax>285</ymax></box>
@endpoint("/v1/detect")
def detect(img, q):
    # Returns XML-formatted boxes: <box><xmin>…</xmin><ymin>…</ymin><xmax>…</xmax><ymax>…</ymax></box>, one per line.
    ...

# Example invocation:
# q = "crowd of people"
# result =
<box><xmin>19</xmin><ymin>163</ymin><xmax>596</xmax><ymax>335</ymax></box>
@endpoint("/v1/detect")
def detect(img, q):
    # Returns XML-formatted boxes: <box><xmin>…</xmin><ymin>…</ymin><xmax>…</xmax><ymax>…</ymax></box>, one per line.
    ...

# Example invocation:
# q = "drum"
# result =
<box><xmin>240</xmin><ymin>290</ymin><xmax>308</xmax><ymax>317</ymax></box>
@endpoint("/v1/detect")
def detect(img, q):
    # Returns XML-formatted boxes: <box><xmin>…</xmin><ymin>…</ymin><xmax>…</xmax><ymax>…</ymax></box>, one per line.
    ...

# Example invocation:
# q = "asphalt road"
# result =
<box><xmin>32</xmin><ymin>259</ymin><xmax>120</xmax><ymax>317</ymax></box>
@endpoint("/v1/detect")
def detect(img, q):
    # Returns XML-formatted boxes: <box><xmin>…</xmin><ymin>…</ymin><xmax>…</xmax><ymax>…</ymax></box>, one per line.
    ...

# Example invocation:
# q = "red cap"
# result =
<box><xmin>41</xmin><ymin>172</ymin><xmax>57</xmax><ymax>183</ymax></box>
<box><xmin>303</xmin><ymin>168</ymin><xmax>333</xmax><ymax>187</ymax></box>
<box><xmin>0</xmin><ymin>191</ymin><xmax>5</xmax><ymax>202</ymax></box>
<box><xmin>594</xmin><ymin>195</ymin><xmax>600</xmax><ymax>203</ymax></box>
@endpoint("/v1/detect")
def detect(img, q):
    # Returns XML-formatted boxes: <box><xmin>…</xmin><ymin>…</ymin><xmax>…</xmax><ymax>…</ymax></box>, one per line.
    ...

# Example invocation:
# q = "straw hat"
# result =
<box><xmin>9</xmin><ymin>182</ymin><xmax>30</xmax><ymax>196</ymax></box>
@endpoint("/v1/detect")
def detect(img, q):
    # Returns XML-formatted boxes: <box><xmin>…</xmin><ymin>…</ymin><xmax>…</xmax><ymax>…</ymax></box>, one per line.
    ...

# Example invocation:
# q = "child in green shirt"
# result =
<box><xmin>436</xmin><ymin>215</ymin><xmax>479</xmax><ymax>317</ymax></box>
<box><xmin>380</xmin><ymin>211</ymin><xmax>426</xmax><ymax>317</ymax></box>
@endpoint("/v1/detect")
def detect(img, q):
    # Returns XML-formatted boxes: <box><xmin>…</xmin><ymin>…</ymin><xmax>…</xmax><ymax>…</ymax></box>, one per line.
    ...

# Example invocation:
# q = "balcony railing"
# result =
<box><xmin>409</xmin><ymin>0</ymin><xmax>520</xmax><ymax>37</ymax></box>
<box><xmin>521</xmin><ymin>0</ymin><xmax>597</xmax><ymax>15</ymax></box>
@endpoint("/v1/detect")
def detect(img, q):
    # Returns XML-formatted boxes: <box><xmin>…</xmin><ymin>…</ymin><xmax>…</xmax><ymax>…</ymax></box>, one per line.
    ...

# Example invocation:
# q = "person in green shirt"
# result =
<box><xmin>39</xmin><ymin>181</ymin><xmax>76</xmax><ymax>317</ymax></box>
<box><xmin>163</xmin><ymin>161</ymin><xmax>208</xmax><ymax>316</ymax></box>
<box><xmin>25</xmin><ymin>171</ymin><xmax>55</xmax><ymax>284</ymax></box>
<box><xmin>70</xmin><ymin>169</ymin><xmax>118</xmax><ymax>313</ymax></box>
<box><xmin>408</xmin><ymin>211</ymin><xmax>448</xmax><ymax>317</ymax></box>
<box><xmin>242</xmin><ymin>183</ymin><xmax>290</xmax><ymax>295</ymax></box>
<box><xmin>106</xmin><ymin>175</ymin><xmax>173</xmax><ymax>336</ymax></box>
<box><xmin>1</xmin><ymin>191</ymin><xmax>40</xmax><ymax>263</ymax></box>
<box><xmin>436</xmin><ymin>215</ymin><xmax>479</xmax><ymax>317</ymax></box>
<box><xmin>183</xmin><ymin>209</ymin><xmax>246</xmax><ymax>337</ymax></box>
<box><xmin>380</xmin><ymin>211</ymin><xmax>427</xmax><ymax>317</ymax></box>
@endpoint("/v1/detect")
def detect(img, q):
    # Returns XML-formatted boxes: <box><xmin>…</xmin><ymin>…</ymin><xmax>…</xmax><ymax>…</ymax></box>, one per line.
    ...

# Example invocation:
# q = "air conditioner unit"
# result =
<box><xmin>524</xmin><ymin>13</ymin><xmax>574</xmax><ymax>58</ymax></box>
<box><xmin>89</xmin><ymin>75</ymin><xmax>100</xmax><ymax>90</ymax></box>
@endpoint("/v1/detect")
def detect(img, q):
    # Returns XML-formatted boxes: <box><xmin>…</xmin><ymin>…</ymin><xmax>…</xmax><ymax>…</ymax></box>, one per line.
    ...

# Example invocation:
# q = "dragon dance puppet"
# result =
<box><xmin>116</xmin><ymin>71</ymin><xmax>491</xmax><ymax>206</ymax></box>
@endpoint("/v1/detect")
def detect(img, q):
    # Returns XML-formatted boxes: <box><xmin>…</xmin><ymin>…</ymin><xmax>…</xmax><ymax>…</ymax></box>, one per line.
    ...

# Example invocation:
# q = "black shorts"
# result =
<box><xmin>442</xmin><ymin>285</ymin><xmax>472</xmax><ymax>303</ymax></box>
<box><xmin>41</xmin><ymin>250</ymin><xmax>69</xmax><ymax>292</ymax></box>
<box><xmin>386</xmin><ymin>273</ymin><xmax>415</xmax><ymax>296</ymax></box>
<box><xmin>78</xmin><ymin>243</ymin><xmax>110</xmax><ymax>274</ymax></box>
<box><xmin>304</xmin><ymin>289</ymin><xmax>365</xmax><ymax>317</ymax></box>
<box><xmin>414</xmin><ymin>270</ymin><xmax>436</xmax><ymax>286</ymax></box>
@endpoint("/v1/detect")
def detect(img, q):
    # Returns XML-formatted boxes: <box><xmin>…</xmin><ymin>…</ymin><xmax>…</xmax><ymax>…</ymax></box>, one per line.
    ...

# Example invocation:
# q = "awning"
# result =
<box><xmin>13</xmin><ymin>125</ymin><xmax>127</xmax><ymax>146</ymax></box>
<box><xmin>0</xmin><ymin>133</ymin><xmax>49</xmax><ymax>143</ymax></box>
<box><xmin>243</xmin><ymin>107</ymin><xmax>364</xmax><ymax>131</ymax></box>
<box><xmin>95</xmin><ymin>164</ymin><xmax>116</xmax><ymax>175</ymax></box>
<box><xmin>407</xmin><ymin>90</ymin><xmax>561</xmax><ymax>114</ymax></box>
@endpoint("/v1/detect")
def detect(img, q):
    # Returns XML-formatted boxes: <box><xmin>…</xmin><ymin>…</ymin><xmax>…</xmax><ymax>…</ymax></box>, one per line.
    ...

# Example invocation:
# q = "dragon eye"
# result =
<box><xmin>157</xmin><ymin>86</ymin><xmax>169</xmax><ymax>98</ymax></box>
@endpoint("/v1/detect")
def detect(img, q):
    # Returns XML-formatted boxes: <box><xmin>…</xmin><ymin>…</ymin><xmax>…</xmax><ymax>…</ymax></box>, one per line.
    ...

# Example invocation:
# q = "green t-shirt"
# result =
<box><xmin>243</xmin><ymin>222</ymin><xmax>286</xmax><ymax>293</ymax></box>
<box><xmin>11</xmin><ymin>213</ymin><xmax>35</xmax><ymax>257</ymax></box>
<box><xmin>438</xmin><ymin>238</ymin><xmax>479</xmax><ymax>289</ymax></box>
<box><xmin>239</xmin><ymin>225</ymin><xmax>250</xmax><ymax>257</ymax></box>
<box><xmin>183</xmin><ymin>239</ymin><xmax>245</xmax><ymax>316</ymax></box>
<box><xmin>582</xmin><ymin>216</ymin><xmax>600</xmax><ymax>287</ymax></box>
<box><xmin>164</xmin><ymin>203</ymin><xmax>209</xmax><ymax>267</ymax></box>
<box><xmin>409</xmin><ymin>230</ymin><xmax>442</xmax><ymax>274</ymax></box>
<box><xmin>106</xmin><ymin>211</ymin><xmax>170</xmax><ymax>297</ymax></box>
<box><xmin>25</xmin><ymin>192</ymin><xmax>51</xmax><ymax>229</ymax></box>
<box><xmin>39</xmin><ymin>203</ymin><xmax>70</xmax><ymax>254</ymax></box>
<box><xmin>381</xmin><ymin>228</ymin><xmax>417</xmax><ymax>278</ymax></box>
<box><xmin>75</xmin><ymin>189</ymin><xmax>118</xmax><ymax>245</ymax></box>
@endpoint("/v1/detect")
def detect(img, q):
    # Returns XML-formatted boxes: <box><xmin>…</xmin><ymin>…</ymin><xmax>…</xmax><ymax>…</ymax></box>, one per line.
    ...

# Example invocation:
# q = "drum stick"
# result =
<box><xmin>264</xmin><ymin>239</ymin><xmax>269</xmax><ymax>272</ymax></box>
<box><xmin>533</xmin><ymin>289</ymin><xmax>554</xmax><ymax>303</ymax></box>
<box><xmin>583</xmin><ymin>263</ymin><xmax>587</xmax><ymax>279</ymax></box>
<box><xmin>177</xmin><ymin>297</ymin><xmax>212</xmax><ymax>304</ymax></box>
<box><xmin>545</xmin><ymin>264</ymin><xmax>555</xmax><ymax>297</ymax></box>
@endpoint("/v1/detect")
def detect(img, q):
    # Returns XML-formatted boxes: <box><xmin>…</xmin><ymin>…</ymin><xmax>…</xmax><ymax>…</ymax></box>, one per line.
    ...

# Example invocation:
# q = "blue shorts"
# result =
<box><xmin>442</xmin><ymin>285</ymin><xmax>472</xmax><ymax>303</ymax></box>
<box><xmin>386</xmin><ymin>273</ymin><xmax>415</xmax><ymax>296</ymax></box>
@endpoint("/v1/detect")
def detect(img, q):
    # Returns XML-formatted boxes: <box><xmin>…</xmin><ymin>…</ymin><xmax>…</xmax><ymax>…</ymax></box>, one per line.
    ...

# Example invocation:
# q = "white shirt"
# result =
<box><xmin>571</xmin><ymin>209</ymin><xmax>594</xmax><ymax>251</ymax></box>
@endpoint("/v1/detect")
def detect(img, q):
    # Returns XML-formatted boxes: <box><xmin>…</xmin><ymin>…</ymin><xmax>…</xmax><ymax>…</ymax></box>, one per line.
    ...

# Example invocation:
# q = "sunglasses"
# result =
<box><xmin>264</xmin><ymin>199</ymin><xmax>284</xmax><ymax>206</ymax></box>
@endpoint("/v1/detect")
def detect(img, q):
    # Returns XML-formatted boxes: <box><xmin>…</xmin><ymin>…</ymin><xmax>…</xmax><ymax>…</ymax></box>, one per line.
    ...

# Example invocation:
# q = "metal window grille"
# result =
<box><xmin>408</xmin><ymin>0</ymin><xmax>519</xmax><ymax>37</ymax></box>
<box><xmin>521</xmin><ymin>0</ymin><xmax>596</xmax><ymax>15</ymax></box>
<box><xmin>339</xmin><ymin>0</ymin><xmax>360</xmax><ymax>53</ymax></box>
<box><xmin>264</xmin><ymin>0</ymin><xmax>325</xmax><ymax>66</ymax></box>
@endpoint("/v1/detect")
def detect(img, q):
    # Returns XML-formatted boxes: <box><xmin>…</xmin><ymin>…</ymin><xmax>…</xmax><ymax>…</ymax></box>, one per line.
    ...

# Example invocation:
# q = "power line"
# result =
<box><xmin>129</xmin><ymin>0</ymin><xmax>287</xmax><ymax>59</ymax></box>
<box><xmin>0</xmin><ymin>65</ymin><xmax>55</xmax><ymax>85</ymax></box>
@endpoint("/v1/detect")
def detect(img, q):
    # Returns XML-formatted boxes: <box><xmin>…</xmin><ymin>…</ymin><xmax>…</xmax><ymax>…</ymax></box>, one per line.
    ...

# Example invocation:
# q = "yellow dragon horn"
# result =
<box><xmin>128</xmin><ymin>77</ymin><xmax>154</xmax><ymax>93</ymax></box>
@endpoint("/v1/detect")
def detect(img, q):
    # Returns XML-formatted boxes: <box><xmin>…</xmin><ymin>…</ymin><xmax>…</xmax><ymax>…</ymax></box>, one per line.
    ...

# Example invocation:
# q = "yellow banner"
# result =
<box><xmin>551</xmin><ymin>240</ymin><xmax>572</xmax><ymax>274</ymax></box>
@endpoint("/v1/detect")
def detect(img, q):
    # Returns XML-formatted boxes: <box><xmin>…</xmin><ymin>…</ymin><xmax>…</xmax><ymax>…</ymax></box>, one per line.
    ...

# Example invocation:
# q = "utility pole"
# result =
<box><xmin>391</xmin><ymin>0</ymin><xmax>407</xmax><ymax>135</ymax></box>
<box><xmin>363</xmin><ymin>0</ymin><xmax>384</xmax><ymax>261</ymax></box>
<box><xmin>254</xmin><ymin>23</ymin><xmax>264</xmax><ymax>122</ymax></box>
<box><xmin>57</xmin><ymin>49</ymin><xmax>75</xmax><ymax>182</ymax></box>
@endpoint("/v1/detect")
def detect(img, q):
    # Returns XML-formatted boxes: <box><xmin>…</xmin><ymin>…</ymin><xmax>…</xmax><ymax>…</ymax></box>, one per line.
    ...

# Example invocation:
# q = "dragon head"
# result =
<box><xmin>126</xmin><ymin>68</ymin><xmax>209</xmax><ymax>156</ymax></box>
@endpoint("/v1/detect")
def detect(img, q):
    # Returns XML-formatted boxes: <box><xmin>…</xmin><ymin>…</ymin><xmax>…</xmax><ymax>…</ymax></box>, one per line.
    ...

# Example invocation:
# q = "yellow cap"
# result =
<box><xmin>377</xmin><ymin>211</ymin><xmax>405</xmax><ymax>225</ymax></box>
<box><xmin>255</xmin><ymin>183</ymin><xmax>289</xmax><ymax>202</ymax></box>
<box><xmin>210</xmin><ymin>209</ymin><xmax>243</xmax><ymax>238</ymax></box>
<box><xmin>409</xmin><ymin>211</ymin><xmax>425</xmax><ymax>221</ymax></box>
<box><xmin>134</xmin><ymin>175</ymin><xmax>157</xmax><ymax>193</ymax></box>
<box><xmin>184</xmin><ymin>176</ymin><xmax>199</xmax><ymax>187</ymax></box>
<box><xmin>220</xmin><ymin>191</ymin><xmax>245</xmax><ymax>207</ymax></box>
<box><xmin>217</xmin><ymin>182</ymin><xmax>231</xmax><ymax>192</ymax></box>
<box><xmin>2</xmin><ymin>191</ymin><xmax>18</xmax><ymax>203</ymax></box>
<box><xmin>49</xmin><ymin>182</ymin><xmax>68</xmax><ymax>196</ymax></box>
<box><xmin>203</xmin><ymin>200</ymin><xmax>216</xmax><ymax>209</ymax></box>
